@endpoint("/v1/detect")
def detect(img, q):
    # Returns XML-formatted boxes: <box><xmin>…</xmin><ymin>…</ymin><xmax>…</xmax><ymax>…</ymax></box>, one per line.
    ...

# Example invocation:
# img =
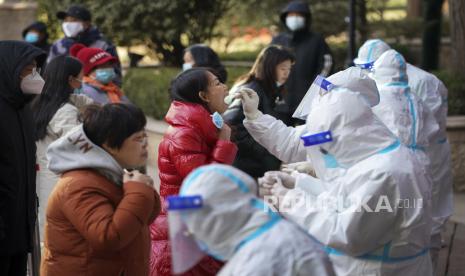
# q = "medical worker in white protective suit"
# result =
<box><xmin>355</xmin><ymin>40</ymin><xmax>453</xmax><ymax>269</ymax></box>
<box><xmin>370</xmin><ymin>49</ymin><xmax>438</xmax><ymax>182</ymax></box>
<box><xmin>236</xmin><ymin>71</ymin><xmax>433</xmax><ymax>275</ymax></box>
<box><xmin>167</xmin><ymin>164</ymin><xmax>335</xmax><ymax>276</ymax></box>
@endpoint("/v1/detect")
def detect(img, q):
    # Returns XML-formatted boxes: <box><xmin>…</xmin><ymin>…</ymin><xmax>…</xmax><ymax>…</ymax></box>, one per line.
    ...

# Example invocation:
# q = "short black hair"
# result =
<box><xmin>185</xmin><ymin>44</ymin><xmax>227</xmax><ymax>83</ymax></box>
<box><xmin>81</xmin><ymin>103</ymin><xmax>146</xmax><ymax>149</ymax></box>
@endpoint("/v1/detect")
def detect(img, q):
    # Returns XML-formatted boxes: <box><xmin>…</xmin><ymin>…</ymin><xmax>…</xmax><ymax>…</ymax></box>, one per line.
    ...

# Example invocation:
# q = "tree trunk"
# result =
<box><xmin>357</xmin><ymin>0</ymin><xmax>368</xmax><ymax>44</ymax></box>
<box><xmin>449</xmin><ymin>0</ymin><xmax>465</xmax><ymax>73</ymax></box>
<box><xmin>421</xmin><ymin>0</ymin><xmax>444</xmax><ymax>71</ymax></box>
<box><xmin>407</xmin><ymin>0</ymin><xmax>422</xmax><ymax>18</ymax></box>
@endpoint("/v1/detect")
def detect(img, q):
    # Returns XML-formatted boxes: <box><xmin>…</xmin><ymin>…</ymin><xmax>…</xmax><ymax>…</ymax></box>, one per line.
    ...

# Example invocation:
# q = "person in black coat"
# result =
<box><xmin>183</xmin><ymin>44</ymin><xmax>228</xmax><ymax>83</ymax></box>
<box><xmin>22</xmin><ymin>21</ymin><xmax>51</xmax><ymax>58</ymax></box>
<box><xmin>223</xmin><ymin>45</ymin><xmax>294</xmax><ymax>178</ymax></box>
<box><xmin>272</xmin><ymin>0</ymin><xmax>333</xmax><ymax>124</ymax></box>
<box><xmin>0</xmin><ymin>41</ymin><xmax>46</xmax><ymax>276</ymax></box>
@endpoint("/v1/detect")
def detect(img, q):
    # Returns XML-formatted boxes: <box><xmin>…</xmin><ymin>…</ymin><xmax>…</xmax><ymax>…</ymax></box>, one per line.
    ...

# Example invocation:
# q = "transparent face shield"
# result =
<box><xmin>293</xmin><ymin>75</ymin><xmax>335</xmax><ymax>120</ymax></box>
<box><xmin>167</xmin><ymin>195</ymin><xmax>206</xmax><ymax>275</ymax></box>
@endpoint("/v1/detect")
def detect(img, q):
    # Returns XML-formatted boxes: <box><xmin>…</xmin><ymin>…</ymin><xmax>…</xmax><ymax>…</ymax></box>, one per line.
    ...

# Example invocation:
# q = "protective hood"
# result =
<box><xmin>371</xmin><ymin>49</ymin><xmax>408</xmax><ymax>85</ymax></box>
<box><xmin>371</xmin><ymin>50</ymin><xmax>437</xmax><ymax>150</ymax></box>
<box><xmin>46</xmin><ymin>124</ymin><xmax>124</xmax><ymax>185</ymax></box>
<box><xmin>353</xmin><ymin>39</ymin><xmax>391</xmax><ymax>68</ymax></box>
<box><xmin>293</xmin><ymin>66</ymin><xmax>380</xmax><ymax>120</ymax></box>
<box><xmin>179</xmin><ymin>164</ymin><xmax>280</xmax><ymax>261</ymax></box>
<box><xmin>0</xmin><ymin>41</ymin><xmax>46</xmax><ymax>108</ymax></box>
<box><xmin>279</xmin><ymin>0</ymin><xmax>312</xmax><ymax>30</ymax></box>
<box><xmin>304</xmin><ymin>87</ymin><xmax>397</xmax><ymax>176</ymax></box>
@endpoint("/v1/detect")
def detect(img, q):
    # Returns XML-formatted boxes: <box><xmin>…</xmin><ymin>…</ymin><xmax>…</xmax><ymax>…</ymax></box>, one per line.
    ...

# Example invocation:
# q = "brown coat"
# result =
<box><xmin>40</xmin><ymin>169</ymin><xmax>161</xmax><ymax>276</ymax></box>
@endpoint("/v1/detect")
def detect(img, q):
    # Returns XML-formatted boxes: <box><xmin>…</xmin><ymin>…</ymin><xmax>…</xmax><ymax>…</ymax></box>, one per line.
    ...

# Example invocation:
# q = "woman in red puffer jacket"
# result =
<box><xmin>150</xmin><ymin>68</ymin><xmax>238</xmax><ymax>276</ymax></box>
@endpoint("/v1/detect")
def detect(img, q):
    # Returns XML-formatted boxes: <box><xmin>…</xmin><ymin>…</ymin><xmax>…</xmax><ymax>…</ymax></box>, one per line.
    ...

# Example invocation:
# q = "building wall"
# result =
<box><xmin>0</xmin><ymin>1</ymin><xmax>38</xmax><ymax>41</ymax></box>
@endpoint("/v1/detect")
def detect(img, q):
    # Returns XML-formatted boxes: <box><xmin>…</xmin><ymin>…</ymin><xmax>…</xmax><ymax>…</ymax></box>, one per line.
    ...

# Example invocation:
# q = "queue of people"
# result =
<box><xmin>0</xmin><ymin>1</ymin><xmax>453</xmax><ymax>276</ymax></box>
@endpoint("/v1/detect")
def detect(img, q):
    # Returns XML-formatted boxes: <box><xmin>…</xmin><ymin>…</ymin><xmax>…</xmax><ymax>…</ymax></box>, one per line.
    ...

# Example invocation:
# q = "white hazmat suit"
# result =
<box><xmin>241</xmin><ymin>76</ymin><xmax>433</xmax><ymax>275</ymax></box>
<box><xmin>175</xmin><ymin>164</ymin><xmax>335</xmax><ymax>276</ymax></box>
<box><xmin>355</xmin><ymin>40</ymin><xmax>453</xmax><ymax>243</ymax></box>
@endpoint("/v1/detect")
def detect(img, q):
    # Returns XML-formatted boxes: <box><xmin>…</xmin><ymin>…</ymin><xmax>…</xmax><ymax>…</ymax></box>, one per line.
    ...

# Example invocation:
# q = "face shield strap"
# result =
<box><xmin>301</xmin><ymin>130</ymin><xmax>333</xmax><ymax>147</ymax></box>
<box><xmin>355</xmin><ymin>61</ymin><xmax>374</xmax><ymax>70</ymax></box>
<box><xmin>167</xmin><ymin>195</ymin><xmax>203</xmax><ymax>210</ymax></box>
<box><xmin>314</xmin><ymin>75</ymin><xmax>335</xmax><ymax>95</ymax></box>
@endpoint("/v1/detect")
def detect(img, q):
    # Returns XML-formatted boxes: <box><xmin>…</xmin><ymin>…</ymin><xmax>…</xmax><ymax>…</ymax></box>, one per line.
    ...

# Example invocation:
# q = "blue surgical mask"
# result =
<box><xmin>322</xmin><ymin>152</ymin><xmax>341</xmax><ymax>168</ymax></box>
<box><xmin>95</xmin><ymin>68</ymin><xmax>116</xmax><ymax>84</ymax></box>
<box><xmin>73</xmin><ymin>87</ymin><xmax>82</xmax><ymax>94</ymax></box>
<box><xmin>211</xmin><ymin>112</ymin><xmax>224</xmax><ymax>129</ymax></box>
<box><xmin>25</xmin><ymin>32</ymin><xmax>39</xmax><ymax>43</ymax></box>
<box><xmin>183</xmin><ymin>63</ymin><xmax>193</xmax><ymax>71</ymax></box>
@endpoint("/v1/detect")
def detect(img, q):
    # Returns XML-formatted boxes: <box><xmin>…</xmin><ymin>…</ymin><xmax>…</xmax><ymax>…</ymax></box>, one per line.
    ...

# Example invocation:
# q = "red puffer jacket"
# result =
<box><xmin>149</xmin><ymin>101</ymin><xmax>237</xmax><ymax>276</ymax></box>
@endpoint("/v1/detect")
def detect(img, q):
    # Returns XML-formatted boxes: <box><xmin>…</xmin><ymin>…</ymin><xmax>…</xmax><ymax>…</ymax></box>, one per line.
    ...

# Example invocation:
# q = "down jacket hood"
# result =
<box><xmin>46</xmin><ymin>124</ymin><xmax>124</xmax><ymax>185</ymax></box>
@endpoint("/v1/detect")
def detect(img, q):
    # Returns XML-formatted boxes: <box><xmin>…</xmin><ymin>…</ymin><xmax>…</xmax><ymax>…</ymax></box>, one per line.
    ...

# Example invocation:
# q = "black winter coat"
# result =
<box><xmin>0</xmin><ymin>41</ymin><xmax>45</xmax><ymax>255</ymax></box>
<box><xmin>272</xmin><ymin>30</ymin><xmax>333</xmax><ymax>117</ymax></box>
<box><xmin>223</xmin><ymin>80</ymin><xmax>289</xmax><ymax>178</ymax></box>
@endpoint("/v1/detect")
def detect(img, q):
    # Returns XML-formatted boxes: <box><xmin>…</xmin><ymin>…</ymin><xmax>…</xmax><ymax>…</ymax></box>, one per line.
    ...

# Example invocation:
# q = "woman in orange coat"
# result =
<box><xmin>41</xmin><ymin>103</ymin><xmax>161</xmax><ymax>276</ymax></box>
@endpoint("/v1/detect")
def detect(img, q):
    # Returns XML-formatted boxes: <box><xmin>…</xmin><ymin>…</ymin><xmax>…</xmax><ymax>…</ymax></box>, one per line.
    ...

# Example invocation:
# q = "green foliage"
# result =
<box><xmin>219</xmin><ymin>50</ymin><xmax>260</xmax><ymax>62</ymax></box>
<box><xmin>122</xmin><ymin>67</ymin><xmax>177</xmax><ymax>120</ymax></box>
<box><xmin>435</xmin><ymin>71</ymin><xmax>465</xmax><ymax>116</ymax></box>
<box><xmin>37</xmin><ymin>0</ymin><xmax>233</xmax><ymax>65</ymax></box>
<box><xmin>225</xmin><ymin>66</ymin><xmax>251</xmax><ymax>87</ymax></box>
<box><xmin>220</xmin><ymin>0</ymin><xmax>350</xmax><ymax>38</ymax></box>
<box><xmin>123</xmin><ymin>66</ymin><xmax>250</xmax><ymax>120</ymax></box>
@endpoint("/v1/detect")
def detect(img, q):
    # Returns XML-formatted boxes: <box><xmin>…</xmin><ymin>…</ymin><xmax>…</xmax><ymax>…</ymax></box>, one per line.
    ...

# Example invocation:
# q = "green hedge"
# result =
<box><xmin>123</xmin><ymin>66</ymin><xmax>250</xmax><ymax>120</ymax></box>
<box><xmin>435</xmin><ymin>70</ymin><xmax>465</xmax><ymax>116</ymax></box>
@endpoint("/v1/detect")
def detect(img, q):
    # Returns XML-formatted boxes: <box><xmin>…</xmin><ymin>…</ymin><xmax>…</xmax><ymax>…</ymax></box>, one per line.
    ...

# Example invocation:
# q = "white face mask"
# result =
<box><xmin>20</xmin><ymin>68</ymin><xmax>45</xmax><ymax>95</ymax></box>
<box><xmin>286</xmin><ymin>15</ymin><xmax>305</xmax><ymax>31</ymax></box>
<box><xmin>182</xmin><ymin>62</ymin><xmax>193</xmax><ymax>71</ymax></box>
<box><xmin>62</xmin><ymin>22</ymin><xmax>84</xmax><ymax>38</ymax></box>
<box><xmin>276</xmin><ymin>81</ymin><xmax>284</xmax><ymax>87</ymax></box>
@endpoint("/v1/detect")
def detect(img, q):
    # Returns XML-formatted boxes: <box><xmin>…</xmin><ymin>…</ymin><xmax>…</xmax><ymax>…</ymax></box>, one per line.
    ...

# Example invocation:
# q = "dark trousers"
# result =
<box><xmin>0</xmin><ymin>253</ymin><xmax>28</xmax><ymax>276</ymax></box>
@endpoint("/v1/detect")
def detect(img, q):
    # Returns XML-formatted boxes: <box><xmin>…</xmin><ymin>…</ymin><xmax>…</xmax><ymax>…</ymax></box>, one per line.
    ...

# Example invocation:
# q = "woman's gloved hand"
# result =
<box><xmin>236</xmin><ymin>87</ymin><xmax>262</xmax><ymax>120</ymax></box>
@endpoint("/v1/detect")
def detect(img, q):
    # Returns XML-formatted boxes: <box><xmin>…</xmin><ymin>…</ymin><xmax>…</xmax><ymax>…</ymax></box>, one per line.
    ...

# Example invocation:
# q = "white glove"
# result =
<box><xmin>236</xmin><ymin>87</ymin><xmax>261</xmax><ymax>120</ymax></box>
<box><xmin>281</xmin><ymin>161</ymin><xmax>315</xmax><ymax>176</ymax></box>
<box><xmin>259</xmin><ymin>172</ymin><xmax>294</xmax><ymax>211</ymax></box>
<box><xmin>270</xmin><ymin>176</ymin><xmax>292</xmax><ymax>197</ymax></box>
<box><xmin>262</xmin><ymin>171</ymin><xmax>296</xmax><ymax>189</ymax></box>
<box><xmin>258</xmin><ymin>174</ymin><xmax>275</xmax><ymax>198</ymax></box>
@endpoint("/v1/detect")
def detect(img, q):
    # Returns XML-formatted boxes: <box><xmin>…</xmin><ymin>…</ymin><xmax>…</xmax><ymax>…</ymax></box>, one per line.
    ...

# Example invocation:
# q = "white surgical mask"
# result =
<box><xmin>276</xmin><ymin>81</ymin><xmax>284</xmax><ymax>87</ymax></box>
<box><xmin>20</xmin><ymin>68</ymin><xmax>45</xmax><ymax>95</ymax></box>
<box><xmin>286</xmin><ymin>15</ymin><xmax>305</xmax><ymax>31</ymax></box>
<box><xmin>62</xmin><ymin>22</ymin><xmax>84</xmax><ymax>38</ymax></box>
<box><xmin>182</xmin><ymin>62</ymin><xmax>193</xmax><ymax>71</ymax></box>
